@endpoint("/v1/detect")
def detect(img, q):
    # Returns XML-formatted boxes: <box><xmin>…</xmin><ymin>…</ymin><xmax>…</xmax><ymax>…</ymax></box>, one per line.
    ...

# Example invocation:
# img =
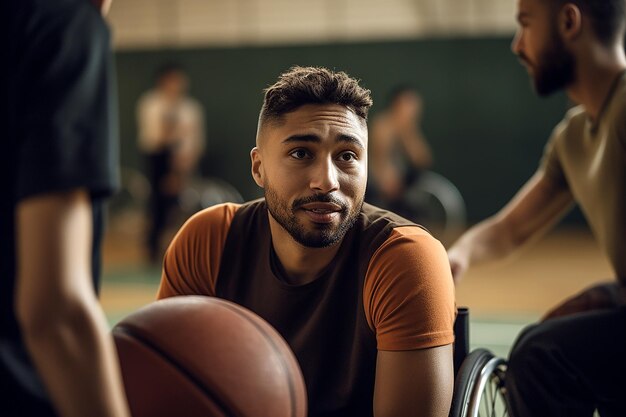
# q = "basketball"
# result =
<box><xmin>112</xmin><ymin>296</ymin><xmax>307</xmax><ymax>417</ymax></box>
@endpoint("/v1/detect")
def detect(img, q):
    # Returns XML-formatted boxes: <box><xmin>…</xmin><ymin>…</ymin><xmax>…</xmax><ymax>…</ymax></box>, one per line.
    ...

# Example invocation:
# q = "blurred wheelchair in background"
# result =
<box><xmin>367</xmin><ymin>170</ymin><xmax>467</xmax><ymax>245</ymax></box>
<box><xmin>108</xmin><ymin>167</ymin><xmax>243</xmax><ymax>260</ymax></box>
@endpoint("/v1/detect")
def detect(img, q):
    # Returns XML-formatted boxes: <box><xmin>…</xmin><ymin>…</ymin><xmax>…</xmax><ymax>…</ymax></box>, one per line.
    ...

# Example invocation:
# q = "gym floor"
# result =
<box><xmin>100</xmin><ymin>224</ymin><xmax>612</xmax><ymax>359</ymax></box>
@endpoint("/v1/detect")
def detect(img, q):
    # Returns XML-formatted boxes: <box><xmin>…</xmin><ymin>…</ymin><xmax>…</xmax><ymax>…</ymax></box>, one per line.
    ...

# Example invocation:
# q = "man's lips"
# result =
<box><xmin>299</xmin><ymin>202</ymin><xmax>343</xmax><ymax>213</ymax></box>
<box><xmin>298</xmin><ymin>202</ymin><xmax>343</xmax><ymax>224</ymax></box>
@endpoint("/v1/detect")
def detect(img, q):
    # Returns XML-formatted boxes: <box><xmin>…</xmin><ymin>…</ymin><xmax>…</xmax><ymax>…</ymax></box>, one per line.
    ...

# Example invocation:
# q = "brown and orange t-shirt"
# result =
<box><xmin>158</xmin><ymin>200</ymin><xmax>455</xmax><ymax>417</ymax></box>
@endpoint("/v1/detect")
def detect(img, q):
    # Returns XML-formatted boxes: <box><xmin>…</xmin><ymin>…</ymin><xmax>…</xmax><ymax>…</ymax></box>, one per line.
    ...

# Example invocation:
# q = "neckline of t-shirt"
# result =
<box><xmin>587</xmin><ymin>69</ymin><xmax>626</xmax><ymax>134</ymax></box>
<box><xmin>267</xmin><ymin>231</ymin><xmax>355</xmax><ymax>291</ymax></box>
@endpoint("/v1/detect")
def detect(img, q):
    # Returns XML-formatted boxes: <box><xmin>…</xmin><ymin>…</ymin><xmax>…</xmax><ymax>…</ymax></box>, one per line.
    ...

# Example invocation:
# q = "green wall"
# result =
<box><xmin>115</xmin><ymin>37</ymin><xmax>577</xmax><ymax>223</ymax></box>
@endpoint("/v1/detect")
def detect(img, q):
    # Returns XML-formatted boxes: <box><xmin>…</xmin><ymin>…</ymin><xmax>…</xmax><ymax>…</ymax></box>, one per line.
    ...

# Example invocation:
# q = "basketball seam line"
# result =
<box><xmin>218</xmin><ymin>302</ymin><xmax>300</xmax><ymax>417</ymax></box>
<box><xmin>115</xmin><ymin>325</ymin><xmax>239</xmax><ymax>417</ymax></box>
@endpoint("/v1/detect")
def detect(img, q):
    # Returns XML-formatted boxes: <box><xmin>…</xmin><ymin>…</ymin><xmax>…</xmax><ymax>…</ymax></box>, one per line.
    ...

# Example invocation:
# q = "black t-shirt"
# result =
<box><xmin>0</xmin><ymin>0</ymin><xmax>118</xmax><ymax>414</ymax></box>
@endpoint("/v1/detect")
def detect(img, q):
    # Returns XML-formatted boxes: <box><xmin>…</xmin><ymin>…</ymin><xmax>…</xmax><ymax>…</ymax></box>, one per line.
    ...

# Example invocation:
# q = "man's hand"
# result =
<box><xmin>447</xmin><ymin>171</ymin><xmax>574</xmax><ymax>287</ymax></box>
<box><xmin>447</xmin><ymin>247</ymin><xmax>470</xmax><ymax>285</ymax></box>
<box><xmin>542</xmin><ymin>282</ymin><xmax>626</xmax><ymax>321</ymax></box>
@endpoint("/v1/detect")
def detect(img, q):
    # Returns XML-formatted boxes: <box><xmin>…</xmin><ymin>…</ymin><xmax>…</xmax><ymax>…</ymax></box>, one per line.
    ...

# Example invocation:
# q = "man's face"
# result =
<box><xmin>251</xmin><ymin>104</ymin><xmax>368</xmax><ymax>248</ymax></box>
<box><xmin>511</xmin><ymin>0</ymin><xmax>575</xmax><ymax>96</ymax></box>
<box><xmin>159</xmin><ymin>71</ymin><xmax>189</xmax><ymax>98</ymax></box>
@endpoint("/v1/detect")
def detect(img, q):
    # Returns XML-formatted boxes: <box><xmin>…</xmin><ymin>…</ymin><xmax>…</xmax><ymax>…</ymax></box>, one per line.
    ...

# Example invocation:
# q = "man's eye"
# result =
<box><xmin>290</xmin><ymin>149</ymin><xmax>309</xmax><ymax>159</ymax></box>
<box><xmin>338</xmin><ymin>152</ymin><xmax>357</xmax><ymax>162</ymax></box>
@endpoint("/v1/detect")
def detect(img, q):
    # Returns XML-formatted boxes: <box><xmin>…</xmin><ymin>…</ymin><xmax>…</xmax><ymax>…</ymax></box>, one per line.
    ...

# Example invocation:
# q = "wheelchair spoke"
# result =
<box><xmin>489</xmin><ymin>380</ymin><xmax>497</xmax><ymax>417</ymax></box>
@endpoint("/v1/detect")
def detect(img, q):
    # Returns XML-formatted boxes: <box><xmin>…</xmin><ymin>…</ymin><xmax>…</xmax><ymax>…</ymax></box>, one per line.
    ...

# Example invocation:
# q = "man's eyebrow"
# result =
<box><xmin>282</xmin><ymin>134</ymin><xmax>321</xmax><ymax>144</ymax></box>
<box><xmin>281</xmin><ymin>134</ymin><xmax>365</xmax><ymax>150</ymax></box>
<box><xmin>337</xmin><ymin>134</ymin><xmax>365</xmax><ymax>150</ymax></box>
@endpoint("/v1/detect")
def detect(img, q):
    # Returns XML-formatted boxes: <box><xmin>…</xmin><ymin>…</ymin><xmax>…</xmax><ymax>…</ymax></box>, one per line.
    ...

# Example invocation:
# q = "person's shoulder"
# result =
<box><xmin>564</xmin><ymin>104</ymin><xmax>585</xmax><ymax>121</ymax></box>
<box><xmin>550</xmin><ymin>104</ymin><xmax>585</xmax><ymax>143</ymax></box>
<box><xmin>561</xmin><ymin>104</ymin><xmax>586</xmax><ymax>128</ymax></box>
<box><xmin>363</xmin><ymin>222</ymin><xmax>455</xmax><ymax>350</ymax></box>
<box><xmin>22</xmin><ymin>0</ymin><xmax>101</xmax><ymax>18</ymax></box>
<box><xmin>49</xmin><ymin>0</ymin><xmax>107</xmax><ymax>33</ymax></box>
<box><xmin>365</xmin><ymin>225</ymin><xmax>452</xmax><ymax>310</ymax></box>
<box><xmin>186</xmin><ymin>202</ymin><xmax>242</xmax><ymax>231</ymax></box>
<box><xmin>16</xmin><ymin>0</ymin><xmax>107</xmax><ymax>44</ymax></box>
<box><xmin>378</xmin><ymin>226</ymin><xmax>444</xmax><ymax>259</ymax></box>
<box><xmin>168</xmin><ymin>203</ymin><xmax>242</xmax><ymax>256</ymax></box>
<box><xmin>388</xmin><ymin>225</ymin><xmax>436</xmax><ymax>242</ymax></box>
<box><xmin>360</xmin><ymin>204</ymin><xmax>446</xmax><ymax>270</ymax></box>
<box><xmin>360</xmin><ymin>203</ymin><xmax>416</xmax><ymax>229</ymax></box>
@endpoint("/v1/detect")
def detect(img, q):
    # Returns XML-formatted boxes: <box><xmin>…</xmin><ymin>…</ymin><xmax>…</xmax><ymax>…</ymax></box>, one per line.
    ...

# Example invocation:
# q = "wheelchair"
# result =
<box><xmin>450</xmin><ymin>307</ymin><xmax>509</xmax><ymax>417</ymax></box>
<box><xmin>367</xmin><ymin>170</ymin><xmax>467</xmax><ymax>246</ymax></box>
<box><xmin>108</xmin><ymin>167</ymin><xmax>244</xmax><ymax>255</ymax></box>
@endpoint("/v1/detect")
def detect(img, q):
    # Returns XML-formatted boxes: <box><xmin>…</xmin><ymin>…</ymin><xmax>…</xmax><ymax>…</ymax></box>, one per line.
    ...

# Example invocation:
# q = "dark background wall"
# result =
<box><xmin>115</xmin><ymin>36</ymin><xmax>581</xmax><ymax>223</ymax></box>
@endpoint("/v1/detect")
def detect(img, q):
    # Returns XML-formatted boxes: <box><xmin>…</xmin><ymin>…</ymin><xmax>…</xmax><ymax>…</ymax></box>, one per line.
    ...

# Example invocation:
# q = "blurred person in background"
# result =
<box><xmin>137</xmin><ymin>63</ymin><xmax>205</xmax><ymax>264</ymax></box>
<box><xmin>368</xmin><ymin>86</ymin><xmax>433</xmax><ymax>218</ymax></box>
<box><xmin>448</xmin><ymin>0</ymin><xmax>626</xmax><ymax>415</ymax></box>
<box><xmin>1</xmin><ymin>0</ymin><xmax>130</xmax><ymax>416</ymax></box>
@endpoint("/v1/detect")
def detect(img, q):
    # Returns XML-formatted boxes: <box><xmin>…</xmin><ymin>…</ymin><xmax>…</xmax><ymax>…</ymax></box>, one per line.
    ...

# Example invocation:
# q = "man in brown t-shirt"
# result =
<box><xmin>158</xmin><ymin>66</ymin><xmax>455</xmax><ymax>417</ymax></box>
<box><xmin>448</xmin><ymin>0</ymin><xmax>626</xmax><ymax>415</ymax></box>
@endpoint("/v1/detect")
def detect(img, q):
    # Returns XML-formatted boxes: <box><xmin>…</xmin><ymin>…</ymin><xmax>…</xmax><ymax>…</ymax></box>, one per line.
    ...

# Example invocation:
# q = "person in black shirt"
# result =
<box><xmin>1</xmin><ymin>0</ymin><xmax>130</xmax><ymax>416</ymax></box>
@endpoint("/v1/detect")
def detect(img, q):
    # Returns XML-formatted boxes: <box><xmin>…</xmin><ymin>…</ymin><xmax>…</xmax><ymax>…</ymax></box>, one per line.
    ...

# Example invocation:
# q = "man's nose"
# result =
<box><xmin>309</xmin><ymin>157</ymin><xmax>339</xmax><ymax>194</ymax></box>
<box><xmin>511</xmin><ymin>29</ymin><xmax>523</xmax><ymax>56</ymax></box>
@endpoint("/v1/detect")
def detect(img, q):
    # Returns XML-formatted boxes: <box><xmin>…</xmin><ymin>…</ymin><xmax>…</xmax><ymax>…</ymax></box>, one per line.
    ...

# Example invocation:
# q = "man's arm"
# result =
<box><xmin>16</xmin><ymin>190</ymin><xmax>130</xmax><ymax>417</ymax></box>
<box><xmin>448</xmin><ymin>170</ymin><xmax>573</xmax><ymax>283</ymax></box>
<box><xmin>365</xmin><ymin>227</ymin><xmax>455</xmax><ymax>416</ymax></box>
<box><xmin>374</xmin><ymin>345</ymin><xmax>453</xmax><ymax>417</ymax></box>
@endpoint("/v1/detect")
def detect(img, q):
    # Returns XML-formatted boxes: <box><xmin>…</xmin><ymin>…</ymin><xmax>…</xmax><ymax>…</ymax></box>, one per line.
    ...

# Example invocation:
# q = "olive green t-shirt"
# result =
<box><xmin>541</xmin><ymin>73</ymin><xmax>626</xmax><ymax>282</ymax></box>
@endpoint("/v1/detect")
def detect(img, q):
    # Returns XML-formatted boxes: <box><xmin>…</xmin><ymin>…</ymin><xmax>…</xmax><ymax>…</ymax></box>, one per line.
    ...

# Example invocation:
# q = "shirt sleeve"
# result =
<box><xmin>364</xmin><ymin>227</ymin><xmax>456</xmax><ymax>351</ymax></box>
<box><xmin>539</xmin><ymin>113</ymin><xmax>574</xmax><ymax>189</ymax></box>
<box><xmin>16</xmin><ymin>2</ymin><xmax>118</xmax><ymax>200</ymax></box>
<box><xmin>157</xmin><ymin>203</ymin><xmax>240</xmax><ymax>299</ymax></box>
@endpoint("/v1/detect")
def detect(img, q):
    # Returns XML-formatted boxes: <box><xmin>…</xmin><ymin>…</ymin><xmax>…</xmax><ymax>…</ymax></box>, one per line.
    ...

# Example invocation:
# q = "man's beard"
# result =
<box><xmin>521</xmin><ymin>28</ymin><xmax>575</xmax><ymax>96</ymax></box>
<box><xmin>264</xmin><ymin>184</ymin><xmax>363</xmax><ymax>248</ymax></box>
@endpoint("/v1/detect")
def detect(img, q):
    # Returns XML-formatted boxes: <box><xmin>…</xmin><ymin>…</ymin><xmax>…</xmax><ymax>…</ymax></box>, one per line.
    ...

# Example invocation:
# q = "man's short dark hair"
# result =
<box><xmin>547</xmin><ymin>0</ymin><xmax>626</xmax><ymax>45</ymax></box>
<box><xmin>260</xmin><ymin>66</ymin><xmax>373</xmax><ymax>125</ymax></box>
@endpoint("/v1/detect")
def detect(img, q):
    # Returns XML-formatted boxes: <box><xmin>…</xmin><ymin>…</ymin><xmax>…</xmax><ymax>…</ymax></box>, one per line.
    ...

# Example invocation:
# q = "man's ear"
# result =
<box><xmin>559</xmin><ymin>3</ymin><xmax>583</xmax><ymax>41</ymax></box>
<box><xmin>250</xmin><ymin>147</ymin><xmax>264</xmax><ymax>188</ymax></box>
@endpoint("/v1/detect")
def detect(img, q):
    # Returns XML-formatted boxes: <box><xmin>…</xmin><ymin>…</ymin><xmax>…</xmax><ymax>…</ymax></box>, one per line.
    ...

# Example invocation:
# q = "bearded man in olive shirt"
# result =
<box><xmin>448</xmin><ymin>0</ymin><xmax>626</xmax><ymax>415</ymax></box>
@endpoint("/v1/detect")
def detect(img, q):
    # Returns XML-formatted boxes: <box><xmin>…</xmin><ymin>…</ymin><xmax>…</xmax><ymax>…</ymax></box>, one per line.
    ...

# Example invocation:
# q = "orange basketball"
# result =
<box><xmin>112</xmin><ymin>296</ymin><xmax>307</xmax><ymax>417</ymax></box>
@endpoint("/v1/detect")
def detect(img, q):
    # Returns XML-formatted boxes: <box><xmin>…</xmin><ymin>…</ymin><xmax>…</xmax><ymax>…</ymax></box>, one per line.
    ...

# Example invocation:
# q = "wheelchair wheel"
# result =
<box><xmin>404</xmin><ymin>171</ymin><xmax>466</xmax><ymax>244</ymax></box>
<box><xmin>450</xmin><ymin>349</ymin><xmax>508</xmax><ymax>417</ymax></box>
<box><xmin>178</xmin><ymin>176</ymin><xmax>244</xmax><ymax>214</ymax></box>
